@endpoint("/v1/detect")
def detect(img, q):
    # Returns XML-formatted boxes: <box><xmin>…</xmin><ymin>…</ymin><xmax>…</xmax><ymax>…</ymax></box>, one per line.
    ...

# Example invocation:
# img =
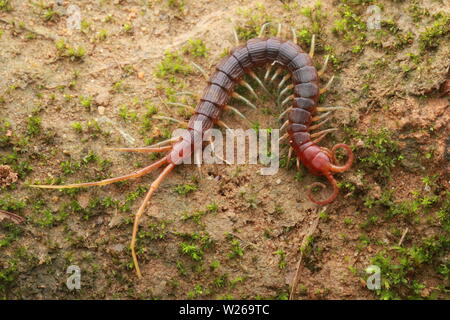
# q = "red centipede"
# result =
<box><xmin>31</xmin><ymin>25</ymin><xmax>354</xmax><ymax>277</ymax></box>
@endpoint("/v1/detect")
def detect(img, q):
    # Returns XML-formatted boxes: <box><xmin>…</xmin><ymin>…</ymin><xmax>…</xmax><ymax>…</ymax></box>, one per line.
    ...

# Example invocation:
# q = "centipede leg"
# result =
<box><xmin>279</xmin><ymin>133</ymin><xmax>289</xmax><ymax>143</ymax></box>
<box><xmin>316</xmin><ymin>106</ymin><xmax>351</xmax><ymax>112</ymax></box>
<box><xmin>148</xmin><ymin>136</ymin><xmax>182</xmax><ymax>148</ymax></box>
<box><xmin>287</xmin><ymin>146</ymin><xmax>293</xmax><ymax>168</ymax></box>
<box><xmin>320</xmin><ymin>75</ymin><xmax>335</xmax><ymax>94</ymax></box>
<box><xmin>153</xmin><ymin>115</ymin><xmax>189</xmax><ymax>127</ymax></box>
<box><xmin>105</xmin><ymin>146</ymin><xmax>173</xmax><ymax>153</ymax></box>
<box><xmin>166</xmin><ymin>102</ymin><xmax>196</xmax><ymax>113</ymax></box>
<box><xmin>248</xmin><ymin>71</ymin><xmax>272</xmax><ymax>96</ymax></box>
<box><xmin>309</xmin><ymin>34</ymin><xmax>316</xmax><ymax>58</ymax></box>
<box><xmin>264</xmin><ymin>64</ymin><xmax>273</xmax><ymax>81</ymax></box>
<box><xmin>280</xmin><ymin>120</ymin><xmax>289</xmax><ymax>132</ymax></box>
<box><xmin>318</xmin><ymin>55</ymin><xmax>330</xmax><ymax>77</ymax></box>
<box><xmin>232</xmin><ymin>26</ymin><xmax>240</xmax><ymax>45</ymax></box>
<box><xmin>277</xmin><ymin>74</ymin><xmax>292</xmax><ymax>92</ymax></box>
<box><xmin>232</xmin><ymin>92</ymin><xmax>257</xmax><ymax>110</ymax></box>
<box><xmin>276</xmin><ymin>23</ymin><xmax>282</xmax><ymax>37</ymax></box>
<box><xmin>239</xmin><ymin>79</ymin><xmax>259</xmax><ymax>100</ymax></box>
<box><xmin>310</xmin><ymin>128</ymin><xmax>338</xmax><ymax>138</ymax></box>
<box><xmin>270</xmin><ymin>68</ymin><xmax>283</xmax><ymax>84</ymax></box>
<box><xmin>308</xmin><ymin>117</ymin><xmax>332</xmax><ymax>131</ymax></box>
<box><xmin>281</xmin><ymin>94</ymin><xmax>294</xmax><ymax>108</ymax></box>
<box><xmin>259</xmin><ymin>22</ymin><xmax>270</xmax><ymax>37</ymax></box>
<box><xmin>217</xmin><ymin>120</ymin><xmax>231</xmax><ymax>130</ymax></box>
<box><xmin>209</xmin><ymin>136</ymin><xmax>231</xmax><ymax>165</ymax></box>
<box><xmin>131</xmin><ymin>163</ymin><xmax>176</xmax><ymax>278</ymax></box>
<box><xmin>291</xmin><ymin>27</ymin><xmax>297</xmax><ymax>44</ymax></box>
<box><xmin>191</xmin><ymin>62</ymin><xmax>209</xmax><ymax>80</ymax></box>
<box><xmin>224</xmin><ymin>105</ymin><xmax>251</xmax><ymax>124</ymax></box>
<box><xmin>278</xmin><ymin>84</ymin><xmax>294</xmax><ymax>106</ymax></box>
<box><xmin>311</xmin><ymin>111</ymin><xmax>332</xmax><ymax>122</ymax></box>
<box><xmin>278</xmin><ymin>107</ymin><xmax>292</xmax><ymax>120</ymax></box>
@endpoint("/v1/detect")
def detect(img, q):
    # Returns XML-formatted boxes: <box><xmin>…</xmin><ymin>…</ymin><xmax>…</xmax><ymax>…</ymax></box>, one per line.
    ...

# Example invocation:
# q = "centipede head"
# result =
<box><xmin>307</xmin><ymin>143</ymin><xmax>354</xmax><ymax>205</ymax></box>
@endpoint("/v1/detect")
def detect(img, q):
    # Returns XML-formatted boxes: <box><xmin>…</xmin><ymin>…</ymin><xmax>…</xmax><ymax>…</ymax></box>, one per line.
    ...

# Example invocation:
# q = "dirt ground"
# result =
<box><xmin>0</xmin><ymin>0</ymin><xmax>449</xmax><ymax>300</ymax></box>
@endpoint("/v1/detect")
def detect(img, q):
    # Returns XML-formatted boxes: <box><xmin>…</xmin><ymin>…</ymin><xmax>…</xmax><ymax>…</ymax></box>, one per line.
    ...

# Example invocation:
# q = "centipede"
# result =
<box><xmin>30</xmin><ymin>24</ymin><xmax>354</xmax><ymax>278</ymax></box>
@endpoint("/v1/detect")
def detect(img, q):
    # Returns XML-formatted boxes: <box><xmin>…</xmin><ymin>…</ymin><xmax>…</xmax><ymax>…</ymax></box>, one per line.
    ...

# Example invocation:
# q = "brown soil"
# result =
<box><xmin>0</xmin><ymin>0</ymin><xmax>449</xmax><ymax>300</ymax></box>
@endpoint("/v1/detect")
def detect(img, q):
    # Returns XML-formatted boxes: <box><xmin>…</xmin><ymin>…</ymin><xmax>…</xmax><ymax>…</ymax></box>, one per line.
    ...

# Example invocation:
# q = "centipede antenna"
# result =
<box><xmin>316</xmin><ymin>106</ymin><xmax>351</xmax><ymax>112</ymax></box>
<box><xmin>232</xmin><ymin>26</ymin><xmax>240</xmax><ymax>45</ymax></box>
<box><xmin>278</xmin><ymin>73</ymin><xmax>292</xmax><ymax>91</ymax></box>
<box><xmin>309</xmin><ymin>34</ymin><xmax>316</xmax><ymax>58</ymax></box>
<box><xmin>30</xmin><ymin>157</ymin><xmax>168</xmax><ymax>189</ymax></box>
<box><xmin>166</xmin><ymin>102</ymin><xmax>196</xmax><ymax>113</ymax></box>
<box><xmin>224</xmin><ymin>105</ymin><xmax>251</xmax><ymax>124</ymax></box>
<box><xmin>270</xmin><ymin>67</ymin><xmax>283</xmax><ymax>83</ymax></box>
<box><xmin>308</xmin><ymin>117</ymin><xmax>332</xmax><ymax>131</ymax></box>
<box><xmin>217</xmin><ymin>120</ymin><xmax>231</xmax><ymax>130</ymax></box>
<box><xmin>281</xmin><ymin>95</ymin><xmax>294</xmax><ymax>108</ymax></box>
<box><xmin>291</xmin><ymin>28</ymin><xmax>297</xmax><ymax>44</ymax></box>
<box><xmin>152</xmin><ymin>116</ymin><xmax>189</xmax><ymax>127</ymax></box>
<box><xmin>238</xmin><ymin>79</ymin><xmax>259</xmax><ymax>100</ymax></box>
<box><xmin>232</xmin><ymin>92</ymin><xmax>257</xmax><ymax>110</ymax></box>
<box><xmin>320</xmin><ymin>75</ymin><xmax>335</xmax><ymax>94</ymax></box>
<box><xmin>148</xmin><ymin>136</ymin><xmax>182</xmax><ymax>148</ymax></box>
<box><xmin>248</xmin><ymin>71</ymin><xmax>272</xmax><ymax>96</ymax></box>
<box><xmin>131</xmin><ymin>162</ymin><xmax>176</xmax><ymax>278</ymax></box>
<box><xmin>312</xmin><ymin>111</ymin><xmax>331</xmax><ymax>122</ymax></box>
<box><xmin>105</xmin><ymin>146</ymin><xmax>173</xmax><ymax>153</ymax></box>
<box><xmin>278</xmin><ymin>107</ymin><xmax>292</xmax><ymax>120</ymax></box>
<box><xmin>318</xmin><ymin>55</ymin><xmax>330</xmax><ymax>77</ymax></box>
<box><xmin>310</xmin><ymin>128</ymin><xmax>338</xmax><ymax>138</ymax></box>
<box><xmin>191</xmin><ymin>61</ymin><xmax>209</xmax><ymax>80</ymax></box>
<box><xmin>279</xmin><ymin>133</ymin><xmax>288</xmax><ymax>143</ymax></box>
<box><xmin>264</xmin><ymin>64</ymin><xmax>273</xmax><ymax>81</ymax></box>
<box><xmin>280</xmin><ymin>120</ymin><xmax>289</xmax><ymax>132</ymax></box>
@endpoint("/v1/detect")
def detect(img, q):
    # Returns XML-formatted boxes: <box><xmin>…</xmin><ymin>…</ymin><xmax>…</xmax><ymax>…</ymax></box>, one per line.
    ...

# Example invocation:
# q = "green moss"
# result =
<box><xmin>345</xmin><ymin>128</ymin><xmax>402</xmax><ymax>179</ymax></box>
<box><xmin>183</xmin><ymin>39</ymin><xmax>208</xmax><ymax>58</ymax></box>
<box><xmin>118</xmin><ymin>105</ymin><xmax>137</xmax><ymax>121</ymax></box>
<box><xmin>418</xmin><ymin>14</ymin><xmax>449</xmax><ymax>51</ymax></box>
<box><xmin>0</xmin><ymin>0</ymin><xmax>12</xmax><ymax>12</ymax></box>
<box><xmin>369</xmin><ymin>235</ymin><xmax>449</xmax><ymax>299</ymax></box>
<box><xmin>236</xmin><ymin>4</ymin><xmax>273</xmax><ymax>41</ymax></box>
<box><xmin>173</xmin><ymin>183</ymin><xmax>198</xmax><ymax>195</ymax></box>
<box><xmin>26</xmin><ymin>116</ymin><xmax>41</xmax><ymax>137</ymax></box>
<box><xmin>155</xmin><ymin>50</ymin><xmax>192</xmax><ymax>83</ymax></box>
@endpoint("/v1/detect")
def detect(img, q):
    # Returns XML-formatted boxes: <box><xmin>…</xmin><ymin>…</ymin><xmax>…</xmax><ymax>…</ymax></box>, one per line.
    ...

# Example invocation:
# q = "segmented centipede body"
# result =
<box><xmin>31</xmin><ymin>29</ymin><xmax>354</xmax><ymax>277</ymax></box>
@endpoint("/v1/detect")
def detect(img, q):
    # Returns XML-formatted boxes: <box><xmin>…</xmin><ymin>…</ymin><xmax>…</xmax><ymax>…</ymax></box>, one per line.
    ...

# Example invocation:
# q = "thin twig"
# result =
<box><xmin>398</xmin><ymin>227</ymin><xmax>409</xmax><ymax>246</ymax></box>
<box><xmin>0</xmin><ymin>18</ymin><xmax>57</xmax><ymax>41</ymax></box>
<box><xmin>0</xmin><ymin>210</ymin><xmax>25</xmax><ymax>224</ymax></box>
<box><xmin>289</xmin><ymin>210</ymin><xmax>321</xmax><ymax>300</ymax></box>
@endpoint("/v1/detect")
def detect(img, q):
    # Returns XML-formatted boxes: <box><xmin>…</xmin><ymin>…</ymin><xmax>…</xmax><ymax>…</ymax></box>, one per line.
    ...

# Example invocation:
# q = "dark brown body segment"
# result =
<box><xmin>169</xmin><ymin>37</ymin><xmax>321</xmax><ymax>171</ymax></box>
